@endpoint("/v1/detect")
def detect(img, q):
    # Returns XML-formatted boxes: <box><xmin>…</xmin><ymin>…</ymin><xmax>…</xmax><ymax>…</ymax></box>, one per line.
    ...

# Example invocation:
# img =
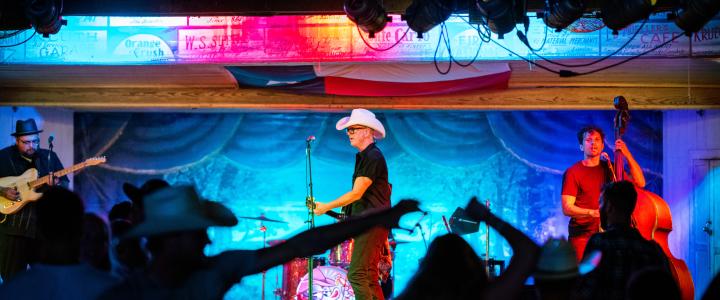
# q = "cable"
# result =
<box><xmin>445</xmin><ymin>22</ymin><xmax>483</xmax><ymax>67</ymax></box>
<box><xmin>357</xmin><ymin>25</ymin><xmax>410</xmax><ymax>51</ymax></box>
<box><xmin>517</xmin><ymin>23</ymin><xmax>548</xmax><ymax>52</ymax></box>
<box><xmin>433</xmin><ymin>22</ymin><xmax>452</xmax><ymax>75</ymax></box>
<box><xmin>0</xmin><ymin>31</ymin><xmax>36</xmax><ymax>48</ymax></box>
<box><xmin>487</xmin><ymin>36</ymin><xmax>565</xmax><ymax>76</ymax></box>
<box><xmin>432</xmin><ymin>18</ymin><xmax>486</xmax><ymax>75</ymax></box>
<box><xmin>559</xmin><ymin>33</ymin><xmax>684</xmax><ymax>77</ymax></box>
<box><xmin>0</xmin><ymin>30</ymin><xmax>28</xmax><ymax>39</ymax></box>
<box><xmin>517</xmin><ymin>19</ymin><xmax>647</xmax><ymax>68</ymax></box>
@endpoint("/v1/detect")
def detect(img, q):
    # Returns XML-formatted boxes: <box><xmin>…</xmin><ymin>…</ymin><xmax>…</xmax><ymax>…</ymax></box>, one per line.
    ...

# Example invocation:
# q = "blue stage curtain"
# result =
<box><xmin>73</xmin><ymin>110</ymin><xmax>662</xmax><ymax>299</ymax></box>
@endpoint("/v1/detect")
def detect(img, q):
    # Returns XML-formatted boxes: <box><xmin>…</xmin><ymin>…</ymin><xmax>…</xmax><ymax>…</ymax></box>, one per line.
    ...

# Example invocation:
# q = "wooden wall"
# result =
<box><xmin>1</xmin><ymin>58</ymin><xmax>719</xmax><ymax>110</ymax></box>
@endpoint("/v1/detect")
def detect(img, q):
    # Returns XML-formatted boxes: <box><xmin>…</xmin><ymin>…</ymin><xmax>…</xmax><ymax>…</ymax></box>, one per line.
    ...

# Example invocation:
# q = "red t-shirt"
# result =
<box><xmin>562</xmin><ymin>161</ymin><xmax>610</xmax><ymax>237</ymax></box>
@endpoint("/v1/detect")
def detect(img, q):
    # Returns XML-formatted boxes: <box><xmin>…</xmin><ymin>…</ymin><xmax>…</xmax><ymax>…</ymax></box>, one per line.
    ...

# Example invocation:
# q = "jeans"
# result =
<box><xmin>347</xmin><ymin>226</ymin><xmax>389</xmax><ymax>300</ymax></box>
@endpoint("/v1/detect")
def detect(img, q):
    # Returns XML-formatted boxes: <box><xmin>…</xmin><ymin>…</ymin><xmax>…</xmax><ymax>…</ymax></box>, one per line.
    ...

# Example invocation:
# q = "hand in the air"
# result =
<box><xmin>465</xmin><ymin>196</ymin><xmax>491</xmax><ymax>222</ymax></box>
<box><xmin>382</xmin><ymin>199</ymin><xmax>421</xmax><ymax>228</ymax></box>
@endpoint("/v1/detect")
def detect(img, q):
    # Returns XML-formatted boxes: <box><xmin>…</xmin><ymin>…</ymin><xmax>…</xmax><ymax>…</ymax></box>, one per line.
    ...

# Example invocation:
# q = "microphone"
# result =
<box><xmin>601</xmin><ymin>152</ymin><xmax>617</xmax><ymax>181</ymax></box>
<box><xmin>306</xmin><ymin>135</ymin><xmax>316</xmax><ymax>142</ymax></box>
<box><xmin>410</xmin><ymin>211</ymin><xmax>428</xmax><ymax>234</ymax></box>
<box><xmin>48</xmin><ymin>134</ymin><xmax>54</xmax><ymax>144</ymax></box>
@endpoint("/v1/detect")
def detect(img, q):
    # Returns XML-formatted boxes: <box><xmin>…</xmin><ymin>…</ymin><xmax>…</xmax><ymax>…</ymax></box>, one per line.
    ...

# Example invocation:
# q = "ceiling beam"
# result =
<box><xmin>1</xmin><ymin>86</ymin><xmax>717</xmax><ymax>111</ymax></box>
<box><xmin>1</xmin><ymin>58</ymin><xmax>718</xmax><ymax>111</ymax></box>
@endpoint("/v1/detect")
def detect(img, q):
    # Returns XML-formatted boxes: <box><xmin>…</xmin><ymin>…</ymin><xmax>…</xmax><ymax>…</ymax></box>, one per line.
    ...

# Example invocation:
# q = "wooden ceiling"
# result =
<box><xmin>1</xmin><ymin>58</ymin><xmax>718</xmax><ymax>111</ymax></box>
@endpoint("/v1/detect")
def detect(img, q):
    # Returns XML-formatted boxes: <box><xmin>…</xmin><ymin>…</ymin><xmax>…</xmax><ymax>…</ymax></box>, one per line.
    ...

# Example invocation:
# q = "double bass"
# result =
<box><xmin>610</xmin><ymin>96</ymin><xmax>694</xmax><ymax>300</ymax></box>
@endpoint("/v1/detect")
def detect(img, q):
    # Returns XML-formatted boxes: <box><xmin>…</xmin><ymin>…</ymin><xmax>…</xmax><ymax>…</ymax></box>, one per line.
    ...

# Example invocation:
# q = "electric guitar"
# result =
<box><xmin>305</xmin><ymin>197</ymin><xmax>346</xmax><ymax>220</ymax></box>
<box><xmin>0</xmin><ymin>156</ymin><xmax>106</xmax><ymax>215</ymax></box>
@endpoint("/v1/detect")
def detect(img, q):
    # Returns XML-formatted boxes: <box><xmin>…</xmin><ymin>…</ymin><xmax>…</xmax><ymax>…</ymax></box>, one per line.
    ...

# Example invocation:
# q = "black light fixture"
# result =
<box><xmin>475</xmin><ymin>0</ymin><xmax>516</xmax><ymax>39</ymax></box>
<box><xmin>542</xmin><ymin>0</ymin><xmax>585</xmax><ymax>32</ymax></box>
<box><xmin>601</xmin><ymin>0</ymin><xmax>654</xmax><ymax>35</ymax></box>
<box><xmin>448</xmin><ymin>207</ymin><xmax>479</xmax><ymax>235</ymax></box>
<box><xmin>25</xmin><ymin>0</ymin><xmax>66</xmax><ymax>37</ymax></box>
<box><xmin>344</xmin><ymin>0</ymin><xmax>392</xmax><ymax>38</ymax></box>
<box><xmin>674</xmin><ymin>0</ymin><xmax>720</xmax><ymax>34</ymax></box>
<box><xmin>401</xmin><ymin>0</ymin><xmax>456</xmax><ymax>39</ymax></box>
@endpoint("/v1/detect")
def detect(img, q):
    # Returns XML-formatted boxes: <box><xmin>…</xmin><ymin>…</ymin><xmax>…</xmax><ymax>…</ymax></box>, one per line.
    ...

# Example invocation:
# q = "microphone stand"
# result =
<box><xmin>304</xmin><ymin>137</ymin><xmax>315</xmax><ymax>299</ymax></box>
<box><xmin>260</xmin><ymin>221</ymin><xmax>267</xmax><ymax>300</ymax></box>
<box><xmin>485</xmin><ymin>200</ymin><xmax>490</xmax><ymax>277</ymax></box>
<box><xmin>47</xmin><ymin>136</ymin><xmax>54</xmax><ymax>185</ymax></box>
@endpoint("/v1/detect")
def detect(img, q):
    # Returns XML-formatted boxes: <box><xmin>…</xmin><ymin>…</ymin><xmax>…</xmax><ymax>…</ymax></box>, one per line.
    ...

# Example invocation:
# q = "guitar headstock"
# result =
<box><xmin>85</xmin><ymin>156</ymin><xmax>107</xmax><ymax>166</ymax></box>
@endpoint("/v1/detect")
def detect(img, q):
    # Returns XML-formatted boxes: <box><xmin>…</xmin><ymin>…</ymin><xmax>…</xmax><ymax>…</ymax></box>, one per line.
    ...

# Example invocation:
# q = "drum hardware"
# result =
<box><xmin>296</xmin><ymin>265</ymin><xmax>355</xmax><ymax>300</ymax></box>
<box><xmin>279</xmin><ymin>257</ymin><xmax>327</xmax><ymax>300</ymax></box>
<box><xmin>238</xmin><ymin>214</ymin><xmax>286</xmax><ymax>300</ymax></box>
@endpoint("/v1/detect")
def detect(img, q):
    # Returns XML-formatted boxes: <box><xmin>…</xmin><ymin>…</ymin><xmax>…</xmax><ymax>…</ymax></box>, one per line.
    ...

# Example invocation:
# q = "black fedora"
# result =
<box><xmin>11</xmin><ymin>119</ymin><xmax>43</xmax><ymax>137</ymax></box>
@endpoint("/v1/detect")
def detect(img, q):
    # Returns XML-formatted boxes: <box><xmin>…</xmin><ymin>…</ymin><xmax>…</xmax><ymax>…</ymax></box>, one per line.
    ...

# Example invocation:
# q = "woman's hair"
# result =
<box><xmin>395</xmin><ymin>234</ymin><xmax>488</xmax><ymax>300</ymax></box>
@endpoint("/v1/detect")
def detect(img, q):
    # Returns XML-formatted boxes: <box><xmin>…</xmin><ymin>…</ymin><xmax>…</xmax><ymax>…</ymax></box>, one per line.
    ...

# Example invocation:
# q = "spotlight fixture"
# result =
<box><xmin>542</xmin><ymin>0</ymin><xmax>585</xmax><ymax>32</ymax></box>
<box><xmin>475</xmin><ymin>0</ymin><xmax>516</xmax><ymax>39</ymax></box>
<box><xmin>674</xmin><ymin>0</ymin><xmax>720</xmax><ymax>34</ymax></box>
<box><xmin>344</xmin><ymin>0</ymin><xmax>392</xmax><ymax>38</ymax></box>
<box><xmin>25</xmin><ymin>0</ymin><xmax>66</xmax><ymax>37</ymax></box>
<box><xmin>601</xmin><ymin>0</ymin><xmax>654</xmax><ymax>34</ymax></box>
<box><xmin>401</xmin><ymin>0</ymin><xmax>457</xmax><ymax>39</ymax></box>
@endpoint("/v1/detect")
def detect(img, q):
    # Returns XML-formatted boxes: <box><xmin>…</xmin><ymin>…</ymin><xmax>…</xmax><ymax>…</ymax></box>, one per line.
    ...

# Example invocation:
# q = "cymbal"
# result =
<box><xmin>237</xmin><ymin>215</ymin><xmax>287</xmax><ymax>223</ymax></box>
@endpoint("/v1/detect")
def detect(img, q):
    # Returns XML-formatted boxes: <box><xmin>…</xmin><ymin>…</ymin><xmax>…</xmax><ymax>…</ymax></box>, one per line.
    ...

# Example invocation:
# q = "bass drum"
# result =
<box><xmin>296</xmin><ymin>266</ymin><xmax>355</xmax><ymax>300</ymax></box>
<box><xmin>328</xmin><ymin>239</ymin><xmax>353</xmax><ymax>267</ymax></box>
<box><xmin>281</xmin><ymin>257</ymin><xmax>326</xmax><ymax>300</ymax></box>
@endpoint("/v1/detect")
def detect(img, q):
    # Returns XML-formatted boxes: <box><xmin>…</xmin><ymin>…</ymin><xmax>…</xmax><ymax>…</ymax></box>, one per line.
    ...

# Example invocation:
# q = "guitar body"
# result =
<box><xmin>612</xmin><ymin>97</ymin><xmax>693</xmax><ymax>300</ymax></box>
<box><xmin>0</xmin><ymin>168</ymin><xmax>42</xmax><ymax>215</ymax></box>
<box><xmin>632</xmin><ymin>188</ymin><xmax>694</xmax><ymax>300</ymax></box>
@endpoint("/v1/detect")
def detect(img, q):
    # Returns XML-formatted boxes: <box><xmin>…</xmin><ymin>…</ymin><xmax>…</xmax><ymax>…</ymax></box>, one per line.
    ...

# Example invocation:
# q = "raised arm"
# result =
<box><xmin>215</xmin><ymin>200</ymin><xmax>420</xmax><ymax>281</ymax></box>
<box><xmin>313</xmin><ymin>176</ymin><xmax>372</xmax><ymax>215</ymax></box>
<box><xmin>464</xmin><ymin>197</ymin><xmax>540</xmax><ymax>300</ymax></box>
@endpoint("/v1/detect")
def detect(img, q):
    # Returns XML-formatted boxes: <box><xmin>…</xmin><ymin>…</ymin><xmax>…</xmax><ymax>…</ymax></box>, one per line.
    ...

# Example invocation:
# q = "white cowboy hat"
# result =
<box><xmin>122</xmin><ymin>185</ymin><xmax>238</xmax><ymax>238</ymax></box>
<box><xmin>335</xmin><ymin>108</ymin><xmax>386</xmax><ymax>139</ymax></box>
<box><xmin>533</xmin><ymin>238</ymin><xmax>601</xmax><ymax>280</ymax></box>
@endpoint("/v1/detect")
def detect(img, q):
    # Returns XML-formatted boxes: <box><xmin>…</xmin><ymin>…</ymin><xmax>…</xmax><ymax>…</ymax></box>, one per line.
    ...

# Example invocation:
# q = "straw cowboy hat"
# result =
<box><xmin>533</xmin><ymin>238</ymin><xmax>601</xmax><ymax>280</ymax></box>
<box><xmin>11</xmin><ymin>119</ymin><xmax>43</xmax><ymax>137</ymax></box>
<box><xmin>336</xmin><ymin>108</ymin><xmax>386</xmax><ymax>139</ymax></box>
<box><xmin>122</xmin><ymin>185</ymin><xmax>238</xmax><ymax>238</ymax></box>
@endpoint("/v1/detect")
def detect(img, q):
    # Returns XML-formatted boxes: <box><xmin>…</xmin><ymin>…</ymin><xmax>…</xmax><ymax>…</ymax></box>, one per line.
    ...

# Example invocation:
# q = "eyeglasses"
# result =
<box><xmin>19</xmin><ymin>139</ymin><xmax>40</xmax><ymax>146</ymax></box>
<box><xmin>346</xmin><ymin>126</ymin><xmax>368</xmax><ymax>134</ymax></box>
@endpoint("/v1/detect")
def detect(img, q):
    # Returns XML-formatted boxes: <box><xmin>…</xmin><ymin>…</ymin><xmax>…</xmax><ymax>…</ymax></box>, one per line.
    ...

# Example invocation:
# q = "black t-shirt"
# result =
<box><xmin>345</xmin><ymin>143</ymin><xmax>391</xmax><ymax>217</ymax></box>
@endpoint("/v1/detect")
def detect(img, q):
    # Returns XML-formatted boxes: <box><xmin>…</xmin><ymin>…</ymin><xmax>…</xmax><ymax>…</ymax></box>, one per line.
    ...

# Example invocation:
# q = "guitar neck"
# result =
<box><xmin>30</xmin><ymin>161</ymin><xmax>91</xmax><ymax>188</ymax></box>
<box><xmin>326</xmin><ymin>210</ymin><xmax>345</xmax><ymax>220</ymax></box>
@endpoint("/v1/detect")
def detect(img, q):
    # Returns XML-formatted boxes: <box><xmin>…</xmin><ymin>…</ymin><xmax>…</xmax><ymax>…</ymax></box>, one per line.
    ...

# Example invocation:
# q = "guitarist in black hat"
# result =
<box><xmin>0</xmin><ymin>118</ymin><xmax>68</xmax><ymax>281</ymax></box>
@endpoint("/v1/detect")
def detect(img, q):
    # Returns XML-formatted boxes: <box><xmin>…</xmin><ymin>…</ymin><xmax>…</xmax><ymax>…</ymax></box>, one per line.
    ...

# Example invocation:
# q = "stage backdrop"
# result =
<box><xmin>75</xmin><ymin>110</ymin><xmax>662</xmax><ymax>300</ymax></box>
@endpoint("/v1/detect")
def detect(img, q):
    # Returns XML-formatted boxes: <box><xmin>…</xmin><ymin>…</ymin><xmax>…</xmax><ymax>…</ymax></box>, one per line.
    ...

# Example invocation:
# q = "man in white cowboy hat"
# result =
<box><xmin>0</xmin><ymin>118</ymin><xmax>69</xmax><ymax>281</ymax></box>
<box><xmin>312</xmin><ymin>108</ymin><xmax>391</xmax><ymax>300</ymax></box>
<box><xmin>99</xmin><ymin>185</ymin><xmax>419</xmax><ymax>300</ymax></box>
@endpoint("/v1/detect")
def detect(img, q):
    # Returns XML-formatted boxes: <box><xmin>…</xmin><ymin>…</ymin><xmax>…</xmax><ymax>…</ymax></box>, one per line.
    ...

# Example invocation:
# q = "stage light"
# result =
<box><xmin>344</xmin><ymin>0</ymin><xmax>392</xmax><ymax>38</ymax></box>
<box><xmin>601</xmin><ymin>0</ymin><xmax>654</xmax><ymax>34</ymax></box>
<box><xmin>401</xmin><ymin>0</ymin><xmax>456</xmax><ymax>39</ymax></box>
<box><xmin>475</xmin><ymin>0</ymin><xmax>516</xmax><ymax>39</ymax></box>
<box><xmin>674</xmin><ymin>0</ymin><xmax>720</xmax><ymax>34</ymax></box>
<box><xmin>542</xmin><ymin>0</ymin><xmax>585</xmax><ymax>32</ymax></box>
<box><xmin>25</xmin><ymin>0</ymin><xmax>66</xmax><ymax>37</ymax></box>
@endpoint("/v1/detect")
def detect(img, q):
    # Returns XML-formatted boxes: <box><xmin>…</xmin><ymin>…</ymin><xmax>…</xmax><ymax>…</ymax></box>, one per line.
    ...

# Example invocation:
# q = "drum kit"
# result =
<box><xmin>238</xmin><ymin>214</ymin><xmax>405</xmax><ymax>300</ymax></box>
